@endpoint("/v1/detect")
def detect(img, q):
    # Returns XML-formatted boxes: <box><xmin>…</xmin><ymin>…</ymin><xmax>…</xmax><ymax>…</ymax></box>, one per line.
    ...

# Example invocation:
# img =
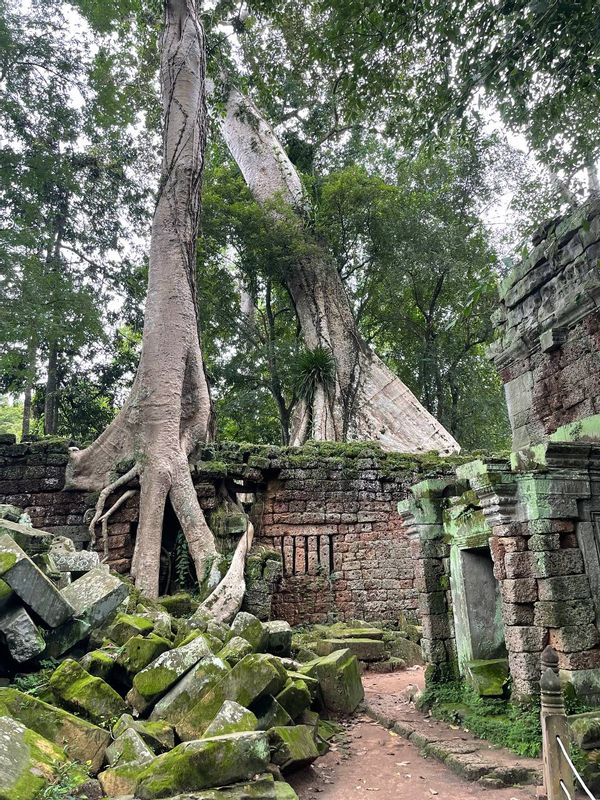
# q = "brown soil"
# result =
<box><xmin>289</xmin><ymin>668</ymin><xmax>539</xmax><ymax>800</ymax></box>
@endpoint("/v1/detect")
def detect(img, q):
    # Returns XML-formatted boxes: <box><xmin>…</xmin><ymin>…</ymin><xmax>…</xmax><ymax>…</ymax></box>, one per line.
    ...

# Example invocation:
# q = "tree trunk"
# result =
<box><xmin>22</xmin><ymin>339</ymin><xmax>36</xmax><ymax>439</ymax></box>
<box><xmin>217</xmin><ymin>86</ymin><xmax>459</xmax><ymax>454</ymax></box>
<box><xmin>44</xmin><ymin>343</ymin><xmax>58</xmax><ymax>435</ymax></box>
<box><xmin>64</xmin><ymin>1</ymin><xmax>249</xmax><ymax>617</ymax></box>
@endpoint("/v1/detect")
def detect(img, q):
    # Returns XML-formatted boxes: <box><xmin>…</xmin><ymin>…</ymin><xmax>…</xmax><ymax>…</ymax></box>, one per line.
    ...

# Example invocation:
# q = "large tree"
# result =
<box><xmin>213</xmin><ymin>83</ymin><xmax>459</xmax><ymax>453</ymax></box>
<box><xmin>66</xmin><ymin>0</ymin><xmax>251</xmax><ymax>614</ymax></box>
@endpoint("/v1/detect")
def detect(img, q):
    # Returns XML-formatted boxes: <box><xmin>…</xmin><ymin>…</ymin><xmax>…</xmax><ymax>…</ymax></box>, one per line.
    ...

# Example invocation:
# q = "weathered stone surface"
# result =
<box><xmin>464</xmin><ymin>659</ymin><xmax>509</xmax><ymax>696</ymax></box>
<box><xmin>203</xmin><ymin>700</ymin><xmax>258</xmax><ymax>738</ymax></box>
<box><xmin>51</xmin><ymin>549</ymin><xmax>100</xmax><ymax>573</ymax></box>
<box><xmin>534</xmin><ymin>549</ymin><xmax>584</xmax><ymax>578</ymax></box>
<box><xmin>504</xmin><ymin>626</ymin><xmax>547</xmax><ymax>653</ymax></box>
<box><xmin>275</xmin><ymin>679</ymin><xmax>311</xmax><ymax>720</ymax></box>
<box><xmin>569</xmin><ymin>712</ymin><xmax>600</xmax><ymax>750</ymax></box>
<box><xmin>117</xmin><ymin>633</ymin><xmax>171</xmax><ymax>675</ymax></box>
<box><xmin>132</xmin><ymin>634</ymin><xmax>213</xmax><ymax>706</ymax></box>
<box><xmin>150</xmin><ymin>656</ymin><xmax>229</xmax><ymax>725</ymax></box>
<box><xmin>98</xmin><ymin>762</ymin><xmax>145</xmax><ymax>796</ymax></box>
<box><xmin>218</xmin><ymin>636</ymin><xmax>254</xmax><ymax>665</ymax></box>
<box><xmin>0</xmin><ymin>579</ymin><xmax>12</xmax><ymax>612</ymax></box>
<box><xmin>268</xmin><ymin>724</ymin><xmax>319</xmax><ymax>771</ymax></box>
<box><xmin>230</xmin><ymin>612</ymin><xmax>265</xmax><ymax>651</ymax></box>
<box><xmin>176</xmin><ymin>654</ymin><xmax>287</xmax><ymax>741</ymax></box>
<box><xmin>143</xmin><ymin>774</ymin><xmax>298</xmax><ymax>800</ymax></box>
<box><xmin>49</xmin><ymin>658</ymin><xmax>127</xmax><ymax>724</ymax></box>
<box><xmin>549</xmin><ymin>624</ymin><xmax>600</xmax><ymax>653</ymax></box>
<box><xmin>534</xmin><ymin>600</ymin><xmax>596</xmax><ymax>627</ymax></box>
<box><xmin>0</xmin><ymin>505</ymin><xmax>22</xmax><ymax>522</ymax></box>
<box><xmin>106</xmin><ymin>727</ymin><xmax>154</xmax><ymax>767</ymax></box>
<box><xmin>537</xmin><ymin>574</ymin><xmax>591</xmax><ymax>601</ymax></box>
<box><xmin>501</xmin><ymin>578</ymin><xmax>537</xmax><ymax>604</ymax></box>
<box><xmin>80</xmin><ymin>648</ymin><xmax>118</xmax><ymax>680</ymax></box>
<box><xmin>61</xmin><ymin>566</ymin><xmax>129</xmax><ymax>628</ymax></box>
<box><xmin>44</xmin><ymin>618</ymin><xmax>92</xmax><ymax>658</ymax></box>
<box><xmin>299</xmin><ymin>649</ymin><xmax>363</xmax><ymax>713</ymax></box>
<box><xmin>0</xmin><ymin>519</ymin><xmax>52</xmax><ymax>554</ymax></box>
<box><xmin>0</xmin><ymin>715</ymin><xmax>75</xmax><ymax>800</ymax></box>
<box><xmin>0</xmin><ymin>687</ymin><xmax>110</xmax><ymax>774</ymax></box>
<box><xmin>0</xmin><ymin>605</ymin><xmax>45</xmax><ymax>662</ymax></box>
<box><xmin>0</xmin><ymin>534</ymin><xmax>74</xmax><ymax>626</ymax></box>
<box><xmin>158</xmin><ymin>592</ymin><xmax>197</xmax><ymax>617</ymax></box>
<box><xmin>113</xmin><ymin>714</ymin><xmax>175</xmax><ymax>752</ymax></box>
<box><xmin>109</xmin><ymin>613</ymin><xmax>155</xmax><ymax>645</ymax></box>
<box><xmin>252</xmin><ymin>695</ymin><xmax>293</xmax><ymax>730</ymax></box>
<box><xmin>262</xmin><ymin>620</ymin><xmax>292</xmax><ymax>657</ymax></box>
<box><xmin>315</xmin><ymin>637</ymin><xmax>385</xmax><ymax>662</ymax></box>
<box><xmin>134</xmin><ymin>731</ymin><xmax>271</xmax><ymax>799</ymax></box>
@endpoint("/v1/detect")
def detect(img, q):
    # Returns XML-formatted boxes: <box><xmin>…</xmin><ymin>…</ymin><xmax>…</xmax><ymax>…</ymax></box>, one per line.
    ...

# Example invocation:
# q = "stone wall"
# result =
<box><xmin>0</xmin><ymin>436</ymin><xmax>458</xmax><ymax>625</ymax></box>
<box><xmin>490</xmin><ymin>198</ymin><xmax>600</xmax><ymax>449</ymax></box>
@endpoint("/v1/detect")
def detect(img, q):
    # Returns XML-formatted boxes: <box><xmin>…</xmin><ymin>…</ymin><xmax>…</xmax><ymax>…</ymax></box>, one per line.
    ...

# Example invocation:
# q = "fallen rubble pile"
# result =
<box><xmin>0</xmin><ymin>506</ymin><xmax>364</xmax><ymax>800</ymax></box>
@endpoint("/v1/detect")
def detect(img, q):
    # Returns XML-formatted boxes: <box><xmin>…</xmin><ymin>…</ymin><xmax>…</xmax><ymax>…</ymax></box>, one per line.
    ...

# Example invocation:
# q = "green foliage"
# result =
<box><xmin>291</xmin><ymin>346</ymin><xmax>335</xmax><ymax>402</ymax></box>
<box><xmin>174</xmin><ymin>530</ymin><xmax>193</xmax><ymax>592</ymax></box>
<box><xmin>39</xmin><ymin>758</ymin><xmax>88</xmax><ymax>800</ymax></box>
<box><xmin>0</xmin><ymin>395</ymin><xmax>22</xmax><ymax>439</ymax></box>
<box><xmin>418</xmin><ymin>681</ymin><xmax>542</xmax><ymax>758</ymax></box>
<box><xmin>12</xmin><ymin>661</ymin><xmax>59</xmax><ymax>697</ymax></box>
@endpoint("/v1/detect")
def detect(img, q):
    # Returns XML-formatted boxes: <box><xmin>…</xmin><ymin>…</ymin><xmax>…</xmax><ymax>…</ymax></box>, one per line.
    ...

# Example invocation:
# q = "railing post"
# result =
<box><xmin>540</xmin><ymin>648</ymin><xmax>574</xmax><ymax>800</ymax></box>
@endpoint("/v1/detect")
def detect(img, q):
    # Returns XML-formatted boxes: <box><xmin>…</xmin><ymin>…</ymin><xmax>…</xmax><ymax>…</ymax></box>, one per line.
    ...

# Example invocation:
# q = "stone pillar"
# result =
<box><xmin>399</xmin><ymin>478</ymin><xmax>459</xmax><ymax>683</ymax></box>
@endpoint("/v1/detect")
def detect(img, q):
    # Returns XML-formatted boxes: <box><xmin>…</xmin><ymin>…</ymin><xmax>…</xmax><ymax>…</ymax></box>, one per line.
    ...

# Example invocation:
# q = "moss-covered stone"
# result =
<box><xmin>275</xmin><ymin>679</ymin><xmax>311</xmax><ymax>720</ymax></box>
<box><xmin>98</xmin><ymin>761</ymin><xmax>146</xmax><ymax>796</ymax></box>
<box><xmin>230</xmin><ymin>612</ymin><xmax>266</xmax><ymax>651</ymax></box>
<box><xmin>285</xmin><ymin>671</ymin><xmax>320</xmax><ymax>703</ymax></box>
<box><xmin>0</xmin><ymin>688</ymin><xmax>110</xmax><ymax>774</ymax></box>
<box><xmin>158</xmin><ymin>592</ymin><xmax>197</xmax><ymax>617</ymax></box>
<box><xmin>149</xmin><ymin>656</ymin><xmax>229</xmax><ymax>726</ymax></box>
<box><xmin>203</xmin><ymin>701</ymin><xmax>258</xmax><ymax>738</ymax></box>
<box><xmin>252</xmin><ymin>695</ymin><xmax>293</xmax><ymax>731</ymax></box>
<box><xmin>176</xmin><ymin>654</ymin><xmax>287</xmax><ymax>741</ymax></box>
<box><xmin>131</xmin><ymin>633</ymin><xmax>213</xmax><ymax>707</ymax></box>
<box><xmin>117</xmin><ymin>633</ymin><xmax>171</xmax><ymax>675</ymax></box>
<box><xmin>464</xmin><ymin>659</ymin><xmax>509</xmax><ymax>697</ymax></box>
<box><xmin>315</xmin><ymin>637</ymin><xmax>385</xmax><ymax>662</ymax></box>
<box><xmin>262</xmin><ymin>621</ymin><xmax>292</xmax><ymax>657</ymax></box>
<box><xmin>268</xmin><ymin>725</ymin><xmax>319</xmax><ymax>771</ymax></box>
<box><xmin>48</xmin><ymin>658</ymin><xmax>127</xmax><ymax>725</ymax></box>
<box><xmin>79</xmin><ymin>649</ymin><xmax>117</xmax><ymax>681</ymax></box>
<box><xmin>218</xmin><ymin>636</ymin><xmax>253</xmax><ymax>666</ymax></box>
<box><xmin>108</xmin><ymin>613</ymin><xmax>155</xmax><ymax>645</ymax></box>
<box><xmin>105</xmin><ymin>728</ymin><xmax>154</xmax><ymax>768</ymax></box>
<box><xmin>299</xmin><ymin>649</ymin><xmax>364</xmax><ymax>713</ymax></box>
<box><xmin>113</xmin><ymin>714</ymin><xmax>175</xmax><ymax>753</ymax></box>
<box><xmin>147</xmin><ymin>774</ymin><xmax>298</xmax><ymax>800</ymax></box>
<box><xmin>0</xmin><ymin>715</ymin><xmax>86</xmax><ymax>800</ymax></box>
<box><xmin>568</xmin><ymin>712</ymin><xmax>600</xmax><ymax>750</ymax></box>
<box><xmin>0</xmin><ymin>579</ymin><xmax>13</xmax><ymax>611</ymax></box>
<box><xmin>134</xmin><ymin>731</ymin><xmax>271</xmax><ymax>799</ymax></box>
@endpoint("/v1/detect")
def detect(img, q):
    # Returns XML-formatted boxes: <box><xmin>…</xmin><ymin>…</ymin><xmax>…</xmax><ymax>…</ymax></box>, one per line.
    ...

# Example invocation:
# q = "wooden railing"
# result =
<box><xmin>540</xmin><ymin>645</ymin><xmax>596</xmax><ymax>799</ymax></box>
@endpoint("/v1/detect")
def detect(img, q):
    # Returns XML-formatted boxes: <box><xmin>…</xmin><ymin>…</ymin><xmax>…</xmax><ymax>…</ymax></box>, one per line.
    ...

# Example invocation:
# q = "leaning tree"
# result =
<box><xmin>66</xmin><ymin>0</ymin><xmax>251</xmax><ymax>616</ymax></box>
<box><xmin>214</xmin><ymin>85</ymin><xmax>460</xmax><ymax>454</ymax></box>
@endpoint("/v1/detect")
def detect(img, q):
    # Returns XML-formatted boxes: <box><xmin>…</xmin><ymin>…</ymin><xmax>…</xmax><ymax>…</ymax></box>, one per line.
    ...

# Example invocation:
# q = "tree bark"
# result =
<box><xmin>64</xmin><ymin>2</ymin><xmax>250</xmax><ymax>616</ymax></box>
<box><xmin>44</xmin><ymin>343</ymin><xmax>58</xmax><ymax>435</ymax></box>
<box><xmin>22</xmin><ymin>338</ymin><xmax>36</xmax><ymax>439</ymax></box>
<box><xmin>216</xmin><ymin>86</ymin><xmax>459</xmax><ymax>453</ymax></box>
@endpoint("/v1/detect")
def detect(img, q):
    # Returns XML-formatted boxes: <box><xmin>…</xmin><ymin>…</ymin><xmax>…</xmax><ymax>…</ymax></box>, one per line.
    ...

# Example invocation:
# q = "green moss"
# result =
<box><xmin>418</xmin><ymin>680</ymin><xmax>541</xmax><ymax>758</ymax></box>
<box><xmin>133</xmin><ymin>666</ymin><xmax>178</xmax><ymax>698</ymax></box>
<box><xmin>0</xmin><ymin>551</ymin><xmax>17</xmax><ymax>574</ymax></box>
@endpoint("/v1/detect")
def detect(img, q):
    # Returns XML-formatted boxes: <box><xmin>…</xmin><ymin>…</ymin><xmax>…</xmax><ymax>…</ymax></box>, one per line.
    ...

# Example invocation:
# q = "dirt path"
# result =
<box><xmin>289</xmin><ymin>668</ymin><xmax>539</xmax><ymax>800</ymax></box>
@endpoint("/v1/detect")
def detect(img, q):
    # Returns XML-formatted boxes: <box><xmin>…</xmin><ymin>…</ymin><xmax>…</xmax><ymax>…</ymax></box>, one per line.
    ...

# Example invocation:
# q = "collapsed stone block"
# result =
<box><xmin>149</xmin><ymin>656</ymin><xmax>229</xmax><ymax>726</ymax></box>
<box><xmin>315</xmin><ymin>637</ymin><xmax>385</xmax><ymax>662</ymax></box>
<box><xmin>117</xmin><ymin>633</ymin><xmax>171</xmax><ymax>675</ymax></box>
<box><xmin>275</xmin><ymin>678</ymin><xmax>312</xmax><ymax>720</ymax></box>
<box><xmin>0</xmin><ymin>519</ymin><xmax>52</xmax><ymax>555</ymax></box>
<box><xmin>252</xmin><ymin>695</ymin><xmax>293</xmax><ymax>730</ymax></box>
<box><xmin>203</xmin><ymin>700</ymin><xmax>258</xmax><ymax>737</ymax></box>
<box><xmin>230</xmin><ymin>612</ymin><xmax>266</xmax><ymax>651</ymax></box>
<box><xmin>49</xmin><ymin>658</ymin><xmax>127</xmax><ymax>725</ymax></box>
<box><xmin>0</xmin><ymin>715</ymin><xmax>84</xmax><ymax>800</ymax></box>
<box><xmin>145</xmin><ymin>774</ymin><xmax>298</xmax><ymax>800</ymax></box>
<box><xmin>0</xmin><ymin>605</ymin><xmax>45</xmax><ymax>662</ymax></box>
<box><xmin>176</xmin><ymin>653</ymin><xmax>287</xmax><ymax>741</ymax></box>
<box><xmin>132</xmin><ymin>633</ymin><xmax>213</xmax><ymax>705</ymax></box>
<box><xmin>464</xmin><ymin>658</ymin><xmax>509</xmax><ymax>697</ymax></box>
<box><xmin>268</xmin><ymin>724</ymin><xmax>319</xmax><ymax>771</ymax></box>
<box><xmin>60</xmin><ymin>566</ymin><xmax>129</xmax><ymax>628</ymax></box>
<box><xmin>299</xmin><ymin>649</ymin><xmax>364</xmax><ymax>713</ymax></box>
<box><xmin>134</xmin><ymin>731</ymin><xmax>271</xmax><ymax>800</ymax></box>
<box><xmin>262</xmin><ymin>620</ymin><xmax>292</xmax><ymax>657</ymax></box>
<box><xmin>113</xmin><ymin>714</ymin><xmax>175</xmax><ymax>752</ymax></box>
<box><xmin>108</xmin><ymin>613</ymin><xmax>155</xmax><ymax>645</ymax></box>
<box><xmin>0</xmin><ymin>534</ymin><xmax>74</xmax><ymax>627</ymax></box>
<box><xmin>51</xmin><ymin>549</ymin><xmax>100</xmax><ymax>573</ymax></box>
<box><xmin>0</xmin><ymin>687</ymin><xmax>110</xmax><ymax>774</ymax></box>
<box><xmin>80</xmin><ymin>648</ymin><xmax>118</xmax><ymax>680</ymax></box>
<box><xmin>98</xmin><ymin>762</ymin><xmax>146</xmax><ymax>797</ymax></box>
<box><xmin>218</xmin><ymin>636</ymin><xmax>253</xmax><ymax>665</ymax></box>
<box><xmin>44</xmin><ymin>619</ymin><xmax>92</xmax><ymax>659</ymax></box>
<box><xmin>105</xmin><ymin>727</ymin><xmax>154</xmax><ymax>767</ymax></box>
<box><xmin>569</xmin><ymin>712</ymin><xmax>600</xmax><ymax>750</ymax></box>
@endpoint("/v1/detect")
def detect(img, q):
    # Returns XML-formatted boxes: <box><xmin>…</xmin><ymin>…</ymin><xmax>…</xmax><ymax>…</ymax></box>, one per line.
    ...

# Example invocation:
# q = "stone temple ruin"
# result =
<box><xmin>1</xmin><ymin>199</ymin><xmax>600</xmax><ymax>796</ymax></box>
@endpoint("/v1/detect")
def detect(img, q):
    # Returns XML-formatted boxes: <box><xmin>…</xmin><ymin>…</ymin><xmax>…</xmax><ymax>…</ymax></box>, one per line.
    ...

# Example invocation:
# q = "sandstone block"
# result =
<box><xmin>149</xmin><ymin>656</ymin><xmax>229</xmax><ymax>726</ymax></box>
<box><xmin>315</xmin><ymin>637</ymin><xmax>385</xmax><ymax>662</ymax></box>
<box><xmin>112</xmin><ymin>714</ymin><xmax>174</xmax><ymax>752</ymax></box>
<box><xmin>218</xmin><ymin>636</ymin><xmax>253</xmax><ymax>665</ymax></box>
<box><xmin>252</xmin><ymin>696</ymin><xmax>293</xmax><ymax>730</ymax></box>
<box><xmin>268</xmin><ymin>725</ymin><xmax>319</xmax><ymax>771</ymax></box>
<box><xmin>106</xmin><ymin>727</ymin><xmax>154</xmax><ymax>768</ymax></box>
<box><xmin>262</xmin><ymin>620</ymin><xmax>292</xmax><ymax>657</ymax></box>
<box><xmin>202</xmin><ymin>700</ymin><xmax>257</xmax><ymax>738</ymax></box>
<box><xmin>275</xmin><ymin>678</ymin><xmax>312</xmax><ymax>719</ymax></box>
<box><xmin>61</xmin><ymin>566</ymin><xmax>129</xmax><ymax>628</ymax></box>
<box><xmin>134</xmin><ymin>731</ymin><xmax>270</xmax><ymax>799</ymax></box>
<box><xmin>49</xmin><ymin>658</ymin><xmax>127</xmax><ymax>725</ymax></box>
<box><xmin>51</xmin><ymin>550</ymin><xmax>100</xmax><ymax>573</ymax></box>
<box><xmin>0</xmin><ymin>534</ymin><xmax>74</xmax><ymax>626</ymax></box>
<box><xmin>299</xmin><ymin>649</ymin><xmax>363</xmax><ymax>713</ymax></box>
<box><xmin>0</xmin><ymin>605</ymin><xmax>45</xmax><ymax>662</ymax></box>
<box><xmin>230</xmin><ymin>612</ymin><xmax>266</xmax><ymax>650</ymax></box>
